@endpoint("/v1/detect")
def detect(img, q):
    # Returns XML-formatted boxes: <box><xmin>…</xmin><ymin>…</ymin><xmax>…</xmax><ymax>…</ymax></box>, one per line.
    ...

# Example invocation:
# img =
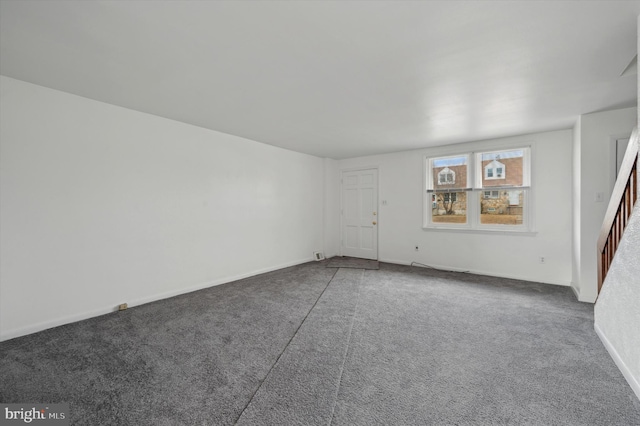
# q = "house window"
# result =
<box><xmin>485</xmin><ymin>159</ymin><xmax>506</xmax><ymax>180</ymax></box>
<box><xmin>438</xmin><ymin>168</ymin><xmax>455</xmax><ymax>184</ymax></box>
<box><xmin>443</xmin><ymin>193</ymin><xmax>457</xmax><ymax>202</ymax></box>
<box><xmin>425</xmin><ymin>147</ymin><xmax>530</xmax><ymax>231</ymax></box>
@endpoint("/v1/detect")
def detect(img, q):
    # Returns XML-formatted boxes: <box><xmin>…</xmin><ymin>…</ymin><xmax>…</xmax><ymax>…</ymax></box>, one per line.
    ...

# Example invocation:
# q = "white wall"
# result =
<box><xmin>0</xmin><ymin>76</ymin><xmax>325</xmax><ymax>341</ymax></box>
<box><xmin>571</xmin><ymin>116</ymin><xmax>581</xmax><ymax>297</ymax></box>
<box><xmin>323</xmin><ymin>158</ymin><xmax>340</xmax><ymax>259</ymax></box>
<box><xmin>337</xmin><ymin>129</ymin><xmax>574</xmax><ymax>286</ymax></box>
<box><xmin>576</xmin><ymin>106</ymin><xmax>636</xmax><ymax>302</ymax></box>
<box><xmin>595</xmin><ymin>204</ymin><xmax>640</xmax><ymax>401</ymax></box>
<box><xmin>592</xmin><ymin>16</ymin><xmax>640</xmax><ymax>402</ymax></box>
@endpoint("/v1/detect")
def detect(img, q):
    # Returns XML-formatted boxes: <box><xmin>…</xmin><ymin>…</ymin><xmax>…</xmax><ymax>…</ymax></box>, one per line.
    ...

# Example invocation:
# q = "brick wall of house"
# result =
<box><xmin>481</xmin><ymin>157</ymin><xmax>523</xmax><ymax>187</ymax></box>
<box><xmin>433</xmin><ymin>165</ymin><xmax>468</xmax><ymax>190</ymax></box>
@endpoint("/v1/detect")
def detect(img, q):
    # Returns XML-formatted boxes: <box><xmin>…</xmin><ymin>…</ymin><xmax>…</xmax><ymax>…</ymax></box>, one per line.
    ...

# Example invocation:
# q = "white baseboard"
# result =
<box><xmin>126</xmin><ymin>257</ymin><xmax>314</xmax><ymax>309</ymax></box>
<box><xmin>0</xmin><ymin>305</ymin><xmax>123</xmax><ymax>343</ymax></box>
<box><xmin>0</xmin><ymin>257</ymin><xmax>313</xmax><ymax>342</ymax></box>
<box><xmin>570</xmin><ymin>283</ymin><xmax>580</xmax><ymax>300</ymax></box>
<box><xmin>379</xmin><ymin>258</ymin><xmax>570</xmax><ymax>287</ymax></box>
<box><xmin>595</xmin><ymin>323</ymin><xmax>640</xmax><ymax>402</ymax></box>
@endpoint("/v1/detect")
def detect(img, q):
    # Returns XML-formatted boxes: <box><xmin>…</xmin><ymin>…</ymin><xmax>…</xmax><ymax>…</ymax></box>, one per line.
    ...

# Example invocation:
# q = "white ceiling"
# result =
<box><xmin>1</xmin><ymin>1</ymin><xmax>639</xmax><ymax>159</ymax></box>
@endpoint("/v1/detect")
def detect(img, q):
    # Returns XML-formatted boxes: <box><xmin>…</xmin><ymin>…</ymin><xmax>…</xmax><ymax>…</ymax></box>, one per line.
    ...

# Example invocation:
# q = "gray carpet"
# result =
<box><xmin>325</xmin><ymin>256</ymin><xmax>379</xmax><ymax>270</ymax></box>
<box><xmin>1</xmin><ymin>262</ymin><xmax>639</xmax><ymax>425</ymax></box>
<box><xmin>237</xmin><ymin>268</ymin><xmax>363</xmax><ymax>425</ymax></box>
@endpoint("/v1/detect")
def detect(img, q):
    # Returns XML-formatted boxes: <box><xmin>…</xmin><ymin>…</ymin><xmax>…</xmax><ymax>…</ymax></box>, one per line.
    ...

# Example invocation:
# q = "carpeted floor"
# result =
<box><xmin>325</xmin><ymin>256</ymin><xmax>379</xmax><ymax>270</ymax></box>
<box><xmin>1</xmin><ymin>261</ymin><xmax>639</xmax><ymax>425</ymax></box>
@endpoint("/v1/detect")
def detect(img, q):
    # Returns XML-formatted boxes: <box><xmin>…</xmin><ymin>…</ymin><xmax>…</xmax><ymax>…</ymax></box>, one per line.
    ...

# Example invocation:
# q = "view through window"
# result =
<box><xmin>430</xmin><ymin>155</ymin><xmax>469</xmax><ymax>225</ymax></box>
<box><xmin>426</xmin><ymin>148</ymin><xmax>530</xmax><ymax>230</ymax></box>
<box><xmin>478</xmin><ymin>149</ymin><xmax>526</xmax><ymax>226</ymax></box>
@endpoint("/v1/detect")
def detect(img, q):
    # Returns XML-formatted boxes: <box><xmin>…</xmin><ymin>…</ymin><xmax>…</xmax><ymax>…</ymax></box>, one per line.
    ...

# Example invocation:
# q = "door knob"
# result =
<box><xmin>372</xmin><ymin>221</ymin><xmax>377</xmax><ymax>225</ymax></box>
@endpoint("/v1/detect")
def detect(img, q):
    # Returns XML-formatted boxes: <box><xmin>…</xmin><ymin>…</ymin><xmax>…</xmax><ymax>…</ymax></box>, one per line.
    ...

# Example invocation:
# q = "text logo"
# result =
<box><xmin>1</xmin><ymin>404</ymin><xmax>69</xmax><ymax>426</ymax></box>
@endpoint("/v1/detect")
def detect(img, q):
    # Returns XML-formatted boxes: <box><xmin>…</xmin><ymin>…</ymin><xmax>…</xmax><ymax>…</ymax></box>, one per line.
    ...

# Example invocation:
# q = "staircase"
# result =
<box><xmin>597</xmin><ymin>127</ymin><xmax>639</xmax><ymax>295</ymax></box>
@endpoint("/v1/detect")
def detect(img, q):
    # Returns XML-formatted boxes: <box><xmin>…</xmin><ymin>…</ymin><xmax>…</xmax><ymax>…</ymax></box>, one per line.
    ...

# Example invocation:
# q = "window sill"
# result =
<box><xmin>422</xmin><ymin>226</ymin><xmax>537</xmax><ymax>236</ymax></box>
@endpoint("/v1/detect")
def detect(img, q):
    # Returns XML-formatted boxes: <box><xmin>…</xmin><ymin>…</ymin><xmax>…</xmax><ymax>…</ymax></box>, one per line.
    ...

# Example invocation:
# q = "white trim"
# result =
<box><xmin>0</xmin><ymin>256</ymin><xmax>314</xmax><ymax>342</ymax></box>
<box><xmin>609</xmin><ymin>133</ymin><xmax>634</xmax><ymax>194</ymax></box>
<box><xmin>475</xmin><ymin>147</ymin><xmax>531</xmax><ymax>188</ymax></box>
<box><xmin>426</xmin><ymin>153</ymin><xmax>471</xmax><ymax>191</ymax></box>
<box><xmin>422</xmin><ymin>226</ymin><xmax>537</xmax><ymax>236</ymax></box>
<box><xmin>595</xmin><ymin>323</ymin><xmax>640</xmax><ymax>402</ymax></box>
<box><xmin>570</xmin><ymin>283</ymin><xmax>580</xmax><ymax>300</ymax></box>
<box><xmin>424</xmin><ymin>154</ymin><xmax>471</xmax><ymax>230</ymax></box>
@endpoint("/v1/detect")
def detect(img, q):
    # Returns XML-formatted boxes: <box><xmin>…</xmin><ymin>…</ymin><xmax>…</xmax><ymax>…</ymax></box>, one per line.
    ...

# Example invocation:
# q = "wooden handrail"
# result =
<box><xmin>597</xmin><ymin>127</ymin><xmax>639</xmax><ymax>294</ymax></box>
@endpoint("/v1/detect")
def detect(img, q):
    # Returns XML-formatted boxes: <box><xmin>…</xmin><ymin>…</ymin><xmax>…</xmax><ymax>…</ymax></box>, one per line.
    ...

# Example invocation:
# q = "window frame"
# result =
<box><xmin>424</xmin><ymin>146</ymin><xmax>532</xmax><ymax>233</ymax></box>
<box><xmin>425</xmin><ymin>154</ymin><xmax>471</xmax><ymax>229</ymax></box>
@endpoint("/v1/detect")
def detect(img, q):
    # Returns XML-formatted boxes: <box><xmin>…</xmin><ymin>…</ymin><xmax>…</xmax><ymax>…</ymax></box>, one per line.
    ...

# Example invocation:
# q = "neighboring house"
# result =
<box><xmin>432</xmin><ymin>165</ymin><xmax>467</xmax><ymax>215</ymax></box>
<box><xmin>433</xmin><ymin>165</ymin><xmax>468</xmax><ymax>191</ymax></box>
<box><xmin>481</xmin><ymin>156</ymin><xmax>523</xmax><ymax>187</ymax></box>
<box><xmin>480</xmin><ymin>156</ymin><xmax>524</xmax><ymax>215</ymax></box>
<box><xmin>432</xmin><ymin>156</ymin><xmax>524</xmax><ymax>216</ymax></box>
<box><xmin>431</xmin><ymin>191</ymin><xmax>467</xmax><ymax>215</ymax></box>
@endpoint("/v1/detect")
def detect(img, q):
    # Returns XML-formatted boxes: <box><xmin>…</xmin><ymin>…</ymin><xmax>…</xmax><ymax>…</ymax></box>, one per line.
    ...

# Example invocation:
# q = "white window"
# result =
<box><xmin>426</xmin><ymin>155</ymin><xmax>470</xmax><ymax>227</ymax></box>
<box><xmin>425</xmin><ymin>147</ymin><xmax>531</xmax><ymax>231</ymax></box>
<box><xmin>485</xmin><ymin>159</ymin><xmax>505</xmax><ymax>179</ymax></box>
<box><xmin>443</xmin><ymin>193</ymin><xmax>457</xmax><ymax>202</ymax></box>
<box><xmin>438</xmin><ymin>167</ymin><xmax>455</xmax><ymax>184</ymax></box>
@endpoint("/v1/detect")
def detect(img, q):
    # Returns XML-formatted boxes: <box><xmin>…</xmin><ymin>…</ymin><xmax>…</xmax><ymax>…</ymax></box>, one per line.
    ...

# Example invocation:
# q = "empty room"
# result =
<box><xmin>1</xmin><ymin>1</ymin><xmax>640</xmax><ymax>425</ymax></box>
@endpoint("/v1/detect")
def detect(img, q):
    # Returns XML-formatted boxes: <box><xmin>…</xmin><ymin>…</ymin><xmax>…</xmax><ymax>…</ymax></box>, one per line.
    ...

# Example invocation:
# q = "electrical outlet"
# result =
<box><xmin>539</xmin><ymin>257</ymin><xmax>545</xmax><ymax>264</ymax></box>
<box><xmin>118</xmin><ymin>303</ymin><xmax>128</xmax><ymax>311</ymax></box>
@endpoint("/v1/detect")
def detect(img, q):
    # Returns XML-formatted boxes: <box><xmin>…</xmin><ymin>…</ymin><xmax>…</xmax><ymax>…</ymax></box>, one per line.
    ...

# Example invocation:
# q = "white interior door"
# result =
<box><xmin>341</xmin><ymin>169</ymin><xmax>378</xmax><ymax>260</ymax></box>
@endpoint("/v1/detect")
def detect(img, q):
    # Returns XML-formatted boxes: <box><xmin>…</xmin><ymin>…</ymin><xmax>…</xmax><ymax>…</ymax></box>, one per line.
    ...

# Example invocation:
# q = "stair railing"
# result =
<box><xmin>597</xmin><ymin>127</ymin><xmax>639</xmax><ymax>294</ymax></box>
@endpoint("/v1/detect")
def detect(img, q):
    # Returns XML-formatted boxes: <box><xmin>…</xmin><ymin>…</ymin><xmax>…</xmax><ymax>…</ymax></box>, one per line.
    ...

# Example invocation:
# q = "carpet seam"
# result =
<box><xmin>328</xmin><ymin>268</ymin><xmax>364</xmax><ymax>426</ymax></box>
<box><xmin>234</xmin><ymin>267</ymin><xmax>340</xmax><ymax>425</ymax></box>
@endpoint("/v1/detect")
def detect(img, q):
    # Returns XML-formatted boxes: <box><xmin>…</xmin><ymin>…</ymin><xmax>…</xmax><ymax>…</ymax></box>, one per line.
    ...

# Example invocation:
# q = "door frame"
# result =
<box><xmin>340</xmin><ymin>165</ymin><xmax>379</xmax><ymax>259</ymax></box>
<box><xmin>609</xmin><ymin>133</ymin><xmax>632</xmax><ymax>193</ymax></box>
